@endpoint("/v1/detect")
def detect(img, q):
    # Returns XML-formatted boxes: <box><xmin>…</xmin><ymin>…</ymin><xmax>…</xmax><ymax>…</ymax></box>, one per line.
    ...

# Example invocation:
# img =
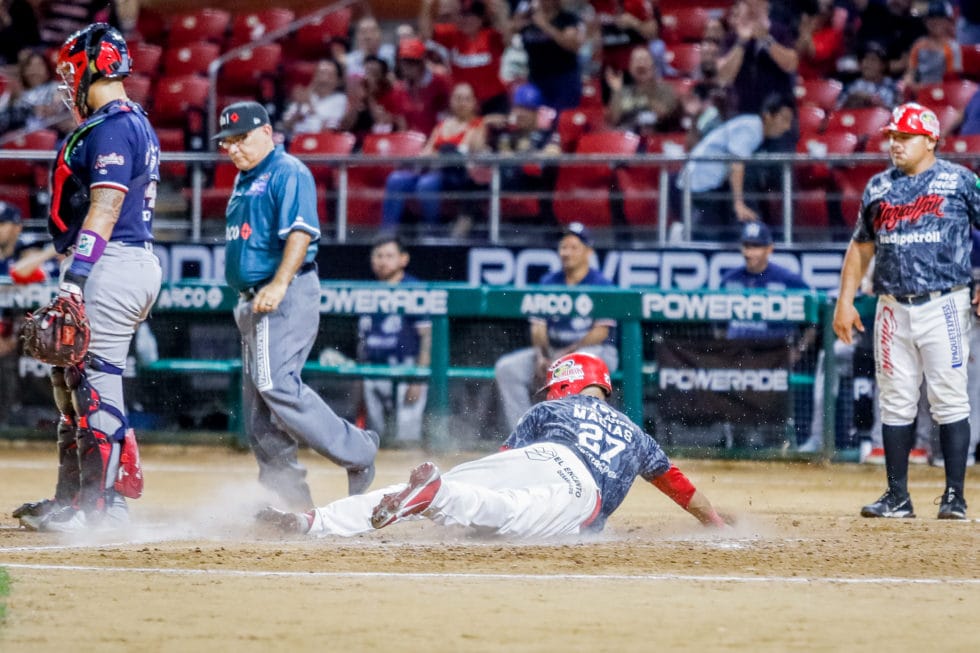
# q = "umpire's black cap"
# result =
<box><xmin>213</xmin><ymin>101</ymin><xmax>270</xmax><ymax>140</ymax></box>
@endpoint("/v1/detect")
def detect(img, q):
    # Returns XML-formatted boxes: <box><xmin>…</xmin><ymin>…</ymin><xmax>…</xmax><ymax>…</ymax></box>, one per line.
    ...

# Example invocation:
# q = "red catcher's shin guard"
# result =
<box><xmin>76</xmin><ymin>425</ymin><xmax>112</xmax><ymax>512</ymax></box>
<box><xmin>114</xmin><ymin>428</ymin><xmax>143</xmax><ymax>499</ymax></box>
<box><xmin>55</xmin><ymin>415</ymin><xmax>80</xmax><ymax>505</ymax></box>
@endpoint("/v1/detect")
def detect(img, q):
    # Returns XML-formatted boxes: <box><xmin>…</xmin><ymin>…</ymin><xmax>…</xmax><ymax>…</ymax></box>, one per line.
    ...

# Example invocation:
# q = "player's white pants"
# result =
<box><xmin>308</xmin><ymin>444</ymin><xmax>601</xmax><ymax>539</ymax></box>
<box><xmin>874</xmin><ymin>290</ymin><xmax>972</xmax><ymax>426</ymax></box>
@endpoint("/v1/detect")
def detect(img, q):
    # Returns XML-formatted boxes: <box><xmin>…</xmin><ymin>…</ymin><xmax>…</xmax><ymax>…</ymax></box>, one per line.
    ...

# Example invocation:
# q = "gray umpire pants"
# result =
<box><xmin>494</xmin><ymin>344</ymin><xmax>619</xmax><ymax>431</ymax></box>
<box><xmin>234</xmin><ymin>270</ymin><xmax>378</xmax><ymax>510</ymax></box>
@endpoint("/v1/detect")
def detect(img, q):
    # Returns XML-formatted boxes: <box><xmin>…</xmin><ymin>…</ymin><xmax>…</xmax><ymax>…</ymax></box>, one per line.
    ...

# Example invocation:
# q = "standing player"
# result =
<box><xmin>358</xmin><ymin>236</ymin><xmax>431</xmax><ymax>444</ymax></box>
<box><xmin>833</xmin><ymin>102</ymin><xmax>980</xmax><ymax>520</ymax></box>
<box><xmin>258</xmin><ymin>352</ymin><xmax>731</xmax><ymax>538</ymax></box>
<box><xmin>14</xmin><ymin>24</ymin><xmax>162</xmax><ymax>532</ymax></box>
<box><xmin>215</xmin><ymin>101</ymin><xmax>379</xmax><ymax>511</ymax></box>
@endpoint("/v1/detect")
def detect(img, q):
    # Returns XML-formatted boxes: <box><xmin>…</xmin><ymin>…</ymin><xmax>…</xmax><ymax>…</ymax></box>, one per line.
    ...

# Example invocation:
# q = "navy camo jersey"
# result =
<box><xmin>504</xmin><ymin>394</ymin><xmax>671</xmax><ymax>529</ymax></box>
<box><xmin>358</xmin><ymin>273</ymin><xmax>431</xmax><ymax>364</ymax></box>
<box><xmin>853</xmin><ymin>159</ymin><xmax>980</xmax><ymax>297</ymax></box>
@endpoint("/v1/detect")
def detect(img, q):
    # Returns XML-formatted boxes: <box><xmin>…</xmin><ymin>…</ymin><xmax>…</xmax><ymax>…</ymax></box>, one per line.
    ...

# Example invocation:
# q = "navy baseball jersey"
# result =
<box><xmin>721</xmin><ymin>262</ymin><xmax>810</xmax><ymax>339</ymax></box>
<box><xmin>358</xmin><ymin>273</ymin><xmax>431</xmax><ymax>364</ymax></box>
<box><xmin>854</xmin><ymin>159</ymin><xmax>980</xmax><ymax>297</ymax></box>
<box><xmin>224</xmin><ymin>145</ymin><xmax>320</xmax><ymax>291</ymax></box>
<box><xmin>49</xmin><ymin>100</ymin><xmax>159</xmax><ymax>253</ymax></box>
<box><xmin>534</xmin><ymin>268</ymin><xmax>617</xmax><ymax>348</ymax></box>
<box><xmin>505</xmin><ymin>394</ymin><xmax>671</xmax><ymax>530</ymax></box>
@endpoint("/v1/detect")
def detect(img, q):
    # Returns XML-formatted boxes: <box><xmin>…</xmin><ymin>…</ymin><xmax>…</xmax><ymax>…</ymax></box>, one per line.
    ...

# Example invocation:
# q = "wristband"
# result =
<box><xmin>68</xmin><ymin>229</ymin><xmax>107</xmax><ymax>279</ymax></box>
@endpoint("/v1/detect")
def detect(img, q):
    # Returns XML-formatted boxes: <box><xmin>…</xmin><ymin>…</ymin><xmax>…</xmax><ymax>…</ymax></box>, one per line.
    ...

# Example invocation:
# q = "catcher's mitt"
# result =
<box><xmin>21</xmin><ymin>295</ymin><xmax>90</xmax><ymax>367</ymax></box>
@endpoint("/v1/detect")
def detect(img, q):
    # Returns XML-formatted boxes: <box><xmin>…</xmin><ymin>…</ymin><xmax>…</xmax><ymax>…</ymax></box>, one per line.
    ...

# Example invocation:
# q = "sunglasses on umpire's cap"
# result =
<box><xmin>213</xmin><ymin>101</ymin><xmax>270</xmax><ymax>140</ymax></box>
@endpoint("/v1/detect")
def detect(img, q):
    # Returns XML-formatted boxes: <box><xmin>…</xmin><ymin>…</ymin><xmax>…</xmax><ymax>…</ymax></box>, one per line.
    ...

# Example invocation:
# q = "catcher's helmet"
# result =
<box><xmin>56</xmin><ymin>23</ymin><xmax>131</xmax><ymax>122</ymax></box>
<box><xmin>883</xmin><ymin>102</ymin><xmax>940</xmax><ymax>140</ymax></box>
<box><xmin>540</xmin><ymin>352</ymin><xmax>612</xmax><ymax>401</ymax></box>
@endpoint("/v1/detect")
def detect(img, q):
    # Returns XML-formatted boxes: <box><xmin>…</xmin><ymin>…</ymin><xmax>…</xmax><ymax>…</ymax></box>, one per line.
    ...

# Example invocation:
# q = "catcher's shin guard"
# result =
<box><xmin>51</xmin><ymin>367</ymin><xmax>80</xmax><ymax>505</ymax></box>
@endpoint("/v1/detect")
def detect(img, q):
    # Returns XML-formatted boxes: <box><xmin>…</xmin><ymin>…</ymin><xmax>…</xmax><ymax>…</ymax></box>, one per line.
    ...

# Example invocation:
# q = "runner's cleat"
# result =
<box><xmin>370</xmin><ymin>462</ymin><xmax>442</xmax><ymax>529</ymax></box>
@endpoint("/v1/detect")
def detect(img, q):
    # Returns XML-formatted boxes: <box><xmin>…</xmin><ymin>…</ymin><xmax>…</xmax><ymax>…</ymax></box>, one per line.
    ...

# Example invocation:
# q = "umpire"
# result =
<box><xmin>215</xmin><ymin>101</ymin><xmax>378</xmax><ymax>510</ymax></box>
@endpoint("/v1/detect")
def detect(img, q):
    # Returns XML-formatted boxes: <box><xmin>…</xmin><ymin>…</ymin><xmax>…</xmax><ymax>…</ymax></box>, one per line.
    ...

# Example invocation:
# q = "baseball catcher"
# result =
<box><xmin>13</xmin><ymin>23</ymin><xmax>161</xmax><ymax>532</ymax></box>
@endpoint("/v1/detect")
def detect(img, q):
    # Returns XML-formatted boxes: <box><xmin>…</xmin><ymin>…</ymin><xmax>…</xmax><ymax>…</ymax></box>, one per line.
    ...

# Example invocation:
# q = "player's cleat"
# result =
<box><xmin>370</xmin><ymin>462</ymin><xmax>442</xmax><ymax>529</ymax></box>
<box><xmin>256</xmin><ymin>506</ymin><xmax>314</xmax><ymax>534</ymax></box>
<box><xmin>861</xmin><ymin>446</ymin><xmax>886</xmax><ymax>465</ymax></box>
<box><xmin>21</xmin><ymin>505</ymin><xmax>86</xmax><ymax>532</ymax></box>
<box><xmin>12</xmin><ymin>498</ymin><xmax>59</xmax><ymax>520</ymax></box>
<box><xmin>936</xmin><ymin>488</ymin><xmax>968</xmax><ymax>520</ymax></box>
<box><xmin>908</xmin><ymin>448</ymin><xmax>929</xmax><ymax>465</ymax></box>
<box><xmin>860</xmin><ymin>490</ymin><xmax>915</xmax><ymax>518</ymax></box>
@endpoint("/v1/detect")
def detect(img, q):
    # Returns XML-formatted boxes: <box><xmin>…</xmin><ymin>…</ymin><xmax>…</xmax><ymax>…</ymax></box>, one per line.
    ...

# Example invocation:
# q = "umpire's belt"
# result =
<box><xmin>239</xmin><ymin>262</ymin><xmax>317</xmax><ymax>301</ymax></box>
<box><xmin>889</xmin><ymin>284</ymin><xmax>967</xmax><ymax>306</ymax></box>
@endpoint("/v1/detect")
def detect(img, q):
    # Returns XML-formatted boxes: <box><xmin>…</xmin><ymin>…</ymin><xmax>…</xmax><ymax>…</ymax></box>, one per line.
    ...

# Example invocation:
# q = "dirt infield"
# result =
<box><xmin>0</xmin><ymin>442</ymin><xmax>978</xmax><ymax>652</ymax></box>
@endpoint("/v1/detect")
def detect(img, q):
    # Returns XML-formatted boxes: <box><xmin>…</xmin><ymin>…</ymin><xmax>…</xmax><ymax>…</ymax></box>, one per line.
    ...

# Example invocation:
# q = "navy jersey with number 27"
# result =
<box><xmin>505</xmin><ymin>394</ymin><xmax>671</xmax><ymax>530</ymax></box>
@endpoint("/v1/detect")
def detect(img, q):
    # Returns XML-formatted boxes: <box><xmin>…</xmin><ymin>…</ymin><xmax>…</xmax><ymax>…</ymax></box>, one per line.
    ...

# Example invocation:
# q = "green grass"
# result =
<box><xmin>0</xmin><ymin>566</ymin><xmax>9</xmax><ymax>622</ymax></box>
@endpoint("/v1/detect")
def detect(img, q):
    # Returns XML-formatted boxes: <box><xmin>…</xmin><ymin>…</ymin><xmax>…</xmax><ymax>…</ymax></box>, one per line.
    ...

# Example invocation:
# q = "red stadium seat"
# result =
<box><xmin>284</xmin><ymin>60</ymin><xmax>318</xmax><ymax>94</ymax></box>
<box><xmin>155</xmin><ymin>127</ymin><xmax>187</xmax><ymax>182</ymax></box>
<box><xmin>932</xmin><ymin>104</ymin><xmax>959</xmax><ymax>136</ymax></box>
<box><xmin>151</xmin><ymin>75</ymin><xmax>210</xmax><ymax>130</ymax></box>
<box><xmin>961</xmin><ymin>45</ymin><xmax>980</xmax><ymax>81</ymax></box>
<box><xmin>556</xmin><ymin>107</ymin><xmax>606</xmax><ymax>152</ymax></box>
<box><xmin>218</xmin><ymin>44</ymin><xmax>282</xmax><ymax>97</ymax></box>
<box><xmin>288</xmin><ymin>8</ymin><xmax>353</xmax><ymax>61</ymax></box>
<box><xmin>163</xmin><ymin>42</ymin><xmax>221</xmax><ymax>78</ymax></box>
<box><xmin>288</xmin><ymin>131</ymin><xmax>356</xmax><ymax>225</ymax></box>
<box><xmin>0</xmin><ymin>129</ymin><xmax>57</xmax><ymax>185</ymax></box>
<box><xmin>229</xmin><ymin>9</ymin><xmax>296</xmax><ymax>47</ymax></box>
<box><xmin>346</xmin><ymin>132</ymin><xmax>427</xmax><ymax>226</ymax></box>
<box><xmin>795</xmin><ymin>131</ymin><xmax>859</xmax><ymax>229</ymax></box>
<box><xmin>660</xmin><ymin>7</ymin><xmax>715</xmax><ymax>44</ymax></box>
<box><xmin>127</xmin><ymin>41</ymin><xmax>162</xmax><ymax>77</ymax></box>
<box><xmin>825</xmin><ymin>107</ymin><xmax>891</xmax><ymax>134</ymax></box>
<box><xmin>794</xmin><ymin>78</ymin><xmax>843</xmax><ymax>112</ymax></box>
<box><xmin>553</xmin><ymin>130</ymin><xmax>641</xmax><ymax>227</ymax></box>
<box><xmin>617</xmin><ymin>132</ymin><xmax>687</xmax><ymax>225</ymax></box>
<box><xmin>167</xmin><ymin>8</ymin><xmax>230</xmax><ymax>47</ymax></box>
<box><xmin>122</xmin><ymin>74</ymin><xmax>152</xmax><ymax>108</ymax></box>
<box><xmin>135</xmin><ymin>8</ymin><xmax>168</xmax><ymax>46</ymax></box>
<box><xmin>798</xmin><ymin>105</ymin><xmax>826</xmax><ymax>136</ymax></box>
<box><xmin>664</xmin><ymin>43</ymin><xmax>701</xmax><ymax>78</ymax></box>
<box><xmin>0</xmin><ymin>184</ymin><xmax>32</xmax><ymax>219</ymax></box>
<box><xmin>918</xmin><ymin>80</ymin><xmax>979</xmax><ymax>108</ymax></box>
<box><xmin>578</xmin><ymin>76</ymin><xmax>603</xmax><ymax>109</ymax></box>
<box><xmin>945</xmin><ymin>134</ymin><xmax>980</xmax><ymax>173</ymax></box>
<box><xmin>194</xmin><ymin>162</ymin><xmax>240</xmax><ymax>219</ymax></box>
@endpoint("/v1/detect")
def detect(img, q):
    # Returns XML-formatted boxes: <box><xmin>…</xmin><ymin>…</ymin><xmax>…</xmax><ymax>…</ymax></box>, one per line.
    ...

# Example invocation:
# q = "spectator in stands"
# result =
<box><xmin>38</xmin><ymin>0</ymin><xmax>103</xmax><ymax>48</ymax></box>
<box><xmin>956</xmin><ymin>0</ymin><xmax>980</xmax><ymax>45</ymax></box>
<box><xmin>357</xmin><ymin>236</ymin><xmax>431</xmax><ymax>445</ymax></box>
<box><xmin>493</xmin><ymin>222</ymin><xmax>618</xmax><ymax>431</ymax></box>
<box><xmin>381</xmin><ymin>82</ymin><xmax>484</xmax><ymax>234</ymax></box>
<box><xmin>511</xmin><ymin>0</ymin><xmax>585</xmax><ymax>112</ymax></box>
<box><xmin>0</xmin><ymin>0</ymin><xmax>40</xmax><ymax>65</ymax></box>
<box><xmin>281</xmin><ymin>59</ymin><xmax>348</xmax><ymax>137</ymax></box>
<box><xmin>470</xmin><ymin>82</ymin><xmax>561</xmax><ymax>224</ymax></box>
<box><xmin>421</xmin><ymin>0</ymin><xmax>511</xmax><ymax>116</ymax></box>
<box><xmin>902</xmin><ymin>1</ymin><xmax>961</xmax><ymax>94</ymax></box>
<box><xmin>343</xmin><ymin>56</ymin><xmax>399</xmax><ymax>143</ymax></box>
<box><xmin>720</xmin><ymin>219</ymin><xmax>817</xmax><ymax>449</ymax></box>
<box><xmin>345</xmin><ymin>16</ymin><xmax>397</xmax><ymax>79</ymax></box>
<box><xmin>605</xmin><ymin>45</ymin><xmax>681</xmax><ymax>134</ymax></box>
<box><xmin>107</xmin><ymin>0</ymin><xmax>141</xmax><ymax>41</ymax></box>
<box><xmin>674</xmin><ymin>92</ymin><xmax>796</xmax><ymax>241</ymax></box>
<box><xmin>954</xmin><ymin>85</ymin><xmax>980</xmax><ymax>134</ymax></box>
<box><xmin>588</xmin><ymin>0</ymin><xmax>659</xmax><ymax>73</ymax></box>
<box><xmin>836</xmin><ymin>42</ymin><xmax>900</xmax><ymax>110</ymax></box>
<box><xmin>0</xmin><ymin>49</ymin><xmax>68</xmax><ymax>135</ymax></box>
<box><xmin>854</xmin><ymin>0</ymin><xmax>925</xmax><ymax>79</ymax></box>
<box><xmin>695</xmin><ymin>36</ymin><xmax>724</xmax><ymax>85</ymax></box>
<box><xmin>388</xmin><ymin>37</ymin><xmax>451</xmax><ymax>136</ymax></box>
<box><xmin>717</xmin><ymin>0</ymin><xmax>799</xmax><ymax>115</ymax></box>
<box><xmin>794</xmin><ymin>0</ymin><xmax>844</xmax><ymax>80</ymax></box>
<box><xmin>681</xmin><ymin>82</ymin><xmax>725</xmax><ymax>150</ymax></box>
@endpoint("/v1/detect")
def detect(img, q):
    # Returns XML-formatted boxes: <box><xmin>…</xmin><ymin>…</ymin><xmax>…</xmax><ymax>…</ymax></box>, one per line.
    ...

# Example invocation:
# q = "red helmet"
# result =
<box><xmin>541</xmin><ymin>352</ymin><xmax>612</xmax><ymax>401</ymax></box>
<box><xmin>883</xmin><ymin>102</ymin><xmax>941</xmax><ymax>140</ymax></box>
<box><xmin>56</xmin><ymin>23</ymin><xmax>131</xmax><ymax>122</ymax></box>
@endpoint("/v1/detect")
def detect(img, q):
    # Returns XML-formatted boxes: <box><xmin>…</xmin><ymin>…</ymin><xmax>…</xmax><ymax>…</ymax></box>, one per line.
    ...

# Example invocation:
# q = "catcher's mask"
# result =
<box><xmin>56</xmin><ymin>23</ymin><xmax>131</xmax><ymax>122</ymax></box>
<box><xmin>539</xmin><ymin>352</ymin><xmax>612</xmax><ymax>401</ymax></box>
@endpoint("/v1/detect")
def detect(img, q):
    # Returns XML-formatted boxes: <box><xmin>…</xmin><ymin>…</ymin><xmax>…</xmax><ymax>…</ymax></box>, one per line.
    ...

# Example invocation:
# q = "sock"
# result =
<box><xmin>939</xmin><ymin>418</ymin><xmax>970</xmax><ymax>496</ymax></box>
<box><xmin>882</xmin><ymin>423</ymin><xmax>916</xmax><ymax>498</ymax></box>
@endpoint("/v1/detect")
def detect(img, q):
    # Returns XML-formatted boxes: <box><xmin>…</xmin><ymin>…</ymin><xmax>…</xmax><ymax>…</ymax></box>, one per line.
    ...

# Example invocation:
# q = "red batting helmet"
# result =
<box><xmin>540</xmin><ymin>352</ymin><xmax>612</xmax><ymax>401</ymax></box>
<box><xmin>883</xmin><ymin>103</ymin><xmax>941</xmax><ymax>140</ymax></box>
<box><xmin>56</xmin><ymin>23</ymin><xmax>131</xmax><ymax>122</ymax></box>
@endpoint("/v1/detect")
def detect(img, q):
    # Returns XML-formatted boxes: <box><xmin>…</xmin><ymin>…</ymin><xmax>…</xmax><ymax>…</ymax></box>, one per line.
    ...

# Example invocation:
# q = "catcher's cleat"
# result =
<box><xmin>936</xmin><ymin>488</ymin><xmax>968</xmax><ymax>520</ymax></box>
<box><xmin>13</xmin><ymin>498</ymin><xmax>59</xmax><ymax>520</ymax></box>
<box><xmin>370</xmin><ymin>462</ymin><xmax>442</xmax><ymax>530</ymax></box>
<box><xmin>860</xmin><ymin>490</ymin><xmax>915</xmax><ymax>518</ymax></box>
<box><xmin>256</xmin><ymin>506</ymin><xmax>313</xmax><ymax>534</ymax></box>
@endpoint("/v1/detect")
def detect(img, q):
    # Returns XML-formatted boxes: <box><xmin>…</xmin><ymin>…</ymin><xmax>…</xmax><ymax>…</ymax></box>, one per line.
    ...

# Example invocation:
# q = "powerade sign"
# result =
<box><xmin>659</xmin><ymin>368</ymin><xmax>789</xmax><ymax>392</ymax></box>
<box><xmin>642</xmin><ymin>292</ymin><xmax>808</xmax><ymax>322</ymax></box>
<box><xmin>319</xmin><ymin>287</ymin><xmax>448</xmax><ymax>315</ymax></box>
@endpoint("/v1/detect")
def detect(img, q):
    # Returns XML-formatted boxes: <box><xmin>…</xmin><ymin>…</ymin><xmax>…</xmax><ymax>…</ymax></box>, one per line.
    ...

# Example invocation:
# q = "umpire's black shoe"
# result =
<box><xmin>861</xmin><ymin>490</ymin><xmax>915</xmax><ymax>518</ymax></box>
<box><xmin>936</xmin><ymin>487</ymin><xmax>968</xmax><ymax>520</ymax></box>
